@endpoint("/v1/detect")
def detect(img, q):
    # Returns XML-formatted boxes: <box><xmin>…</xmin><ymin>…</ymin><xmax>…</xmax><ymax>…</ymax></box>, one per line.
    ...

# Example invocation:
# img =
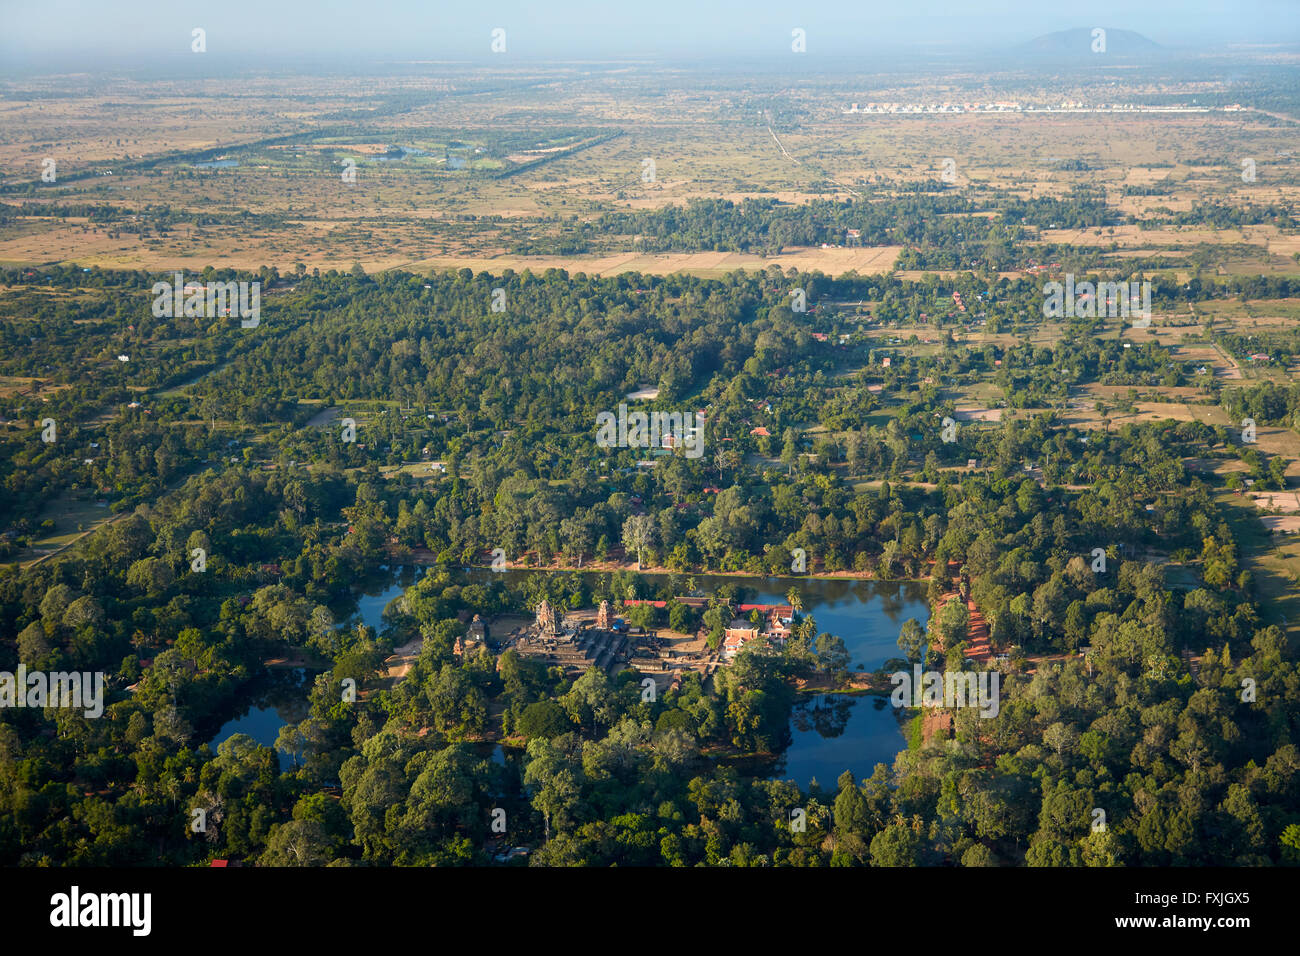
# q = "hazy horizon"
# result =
<box><xmin>1</xmin><ymin>0</ymin><xmax>1297</xmax><ymax>73</ymax></box>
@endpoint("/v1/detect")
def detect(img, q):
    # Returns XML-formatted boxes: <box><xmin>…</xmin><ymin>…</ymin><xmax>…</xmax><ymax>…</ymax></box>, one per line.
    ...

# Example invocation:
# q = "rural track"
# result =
<box><xmin>766</xmin><ymin>124</ymin><xmax>800</xmax><ymax>165</ymax></box>
<box><xmin>763</xmin><ymin>111</ymin><xmax>860</xmax><ymax>198</ymax></box>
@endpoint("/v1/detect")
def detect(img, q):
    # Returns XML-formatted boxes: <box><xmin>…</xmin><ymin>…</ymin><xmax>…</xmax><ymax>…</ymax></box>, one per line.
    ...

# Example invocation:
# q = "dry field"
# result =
<box><xmin>1057</xmin><ymin>395</ymin><xmax>1232</xmax><ymax>430</ymax></box>
<box><xmin>1249</xmin><ymin>491</ymin><xmax>1300</xmax><ymax>513</ymax></box>
<box><xmin>409</xmin><ymin>245</ymin><xmax>902</xmax><ymax>278</ymax></box>
<box><xmin>953</xmin><ymin>407</ymin><xmax>1003</xmax><ymax>422</ymax></box>
<box><xmin>3</xmin><ymin>66</ymin><xmax>1297</xmax><ymax>277</ymax></box>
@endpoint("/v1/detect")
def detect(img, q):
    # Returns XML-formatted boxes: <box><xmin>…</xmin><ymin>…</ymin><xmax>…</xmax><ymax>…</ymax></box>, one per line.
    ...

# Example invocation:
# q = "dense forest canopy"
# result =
<box><xmin>1</xmin><ymin>260</ymin><xmax>1298</xmax><ymax>867</ymax></box>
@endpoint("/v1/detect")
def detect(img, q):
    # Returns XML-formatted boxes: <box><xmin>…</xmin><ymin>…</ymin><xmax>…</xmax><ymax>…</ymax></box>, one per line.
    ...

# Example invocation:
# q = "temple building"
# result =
<box><xmin>468</xmin><ymin>613</ymin><xmax>489</xmax><ymax>646</ymax></box>
<box><xmin>535</xmin><ymin>600</ymin><xmax>559</xmax><ymax>637</ymax></box>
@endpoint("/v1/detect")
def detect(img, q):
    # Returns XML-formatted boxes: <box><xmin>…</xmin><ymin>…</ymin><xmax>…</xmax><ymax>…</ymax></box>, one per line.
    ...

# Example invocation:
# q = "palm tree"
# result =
<box><xmin>786</xmin><ymin>586</ymin><xmax>804</xmax><ymax>614</ymax></box>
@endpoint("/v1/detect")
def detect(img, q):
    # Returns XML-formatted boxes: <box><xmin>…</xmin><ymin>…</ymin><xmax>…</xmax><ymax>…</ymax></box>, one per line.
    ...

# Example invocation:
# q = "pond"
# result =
<box><xmin>684</xmin><ymin>573</ymin><xmax>927</xmax><ymax>672</ymax></box>
<box><xmin>209</xmin><ymin>667</ymin><xmax>317</xmax><ymax>768</ymax></box>
<box><xmin>677</xmin><ymin>575</ymin><xmax>925</xmax><ymax>791</ymax></box>
<box><xmin>350</xmin><ymin>566</ymin><xmax>425</xmax><ymax>632</ymax></box>
<box><xmin>373</xmin><ymin>146</ymin><xmax>427</xmax><ymax>162</ymax></box>
<box><xmin>770</xmin><ymin>693</ymin><xmax>909</xmax><ymax>792</ymax></box>
<box><xmin>209</xmin><ymin>569</ymin><xmax>420</xmax><ymax>763</ymax></box>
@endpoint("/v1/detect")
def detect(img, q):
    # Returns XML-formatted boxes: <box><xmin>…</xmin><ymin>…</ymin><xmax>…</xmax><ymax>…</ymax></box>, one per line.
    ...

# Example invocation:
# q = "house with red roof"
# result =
<box><xmin>723</xmin><ymin>606</ymin><xmax>795</xmax><ymax>659</ymax></box>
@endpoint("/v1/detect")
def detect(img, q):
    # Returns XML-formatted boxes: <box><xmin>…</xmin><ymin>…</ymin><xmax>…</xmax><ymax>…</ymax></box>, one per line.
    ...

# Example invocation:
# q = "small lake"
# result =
<box><xmin>193</xmin><ymin>159</ymin><xmax>239</xmax><ymax>169</ymax></box>
<box><xmin>686</xmin><ymin>573</ymin><xmax>927</xmax><ymax>672</ymax></box>
<box><xmin>681</xmin><ymin>575</ymin><xmax>924</xmax><ymax>791</ymax></box>
<box><xmin>350</xmin><ymin>566</ymin><xmax>425</xmax><ymax>632</ymax></box>
<box><xmin>209</xmin><ymin>569</ymin><xmax>419</xmax><ymax>762</ymax></box>
<box><xmin>210</xmin><ymin>667</ymin><xmax>317</xmax><ymax>768</ymax></box>
<box><xmin>770</xmin><ymin>693</ymin><xmax>908</xmax><ymax>791</ymax></box>
<box><xmin>373</xmin><ymin>146</ymin><xmax>427</xmax><ymax>162</ymax></box>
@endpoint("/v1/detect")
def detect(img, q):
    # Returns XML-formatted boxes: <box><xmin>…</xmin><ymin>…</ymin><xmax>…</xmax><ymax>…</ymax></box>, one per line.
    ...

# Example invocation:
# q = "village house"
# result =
<box><xmin>723</xmin><ymin>618</ymin><xmax>759</xmax><ymax>658</ymax></box>
<box><xmin>722</xmin><ymin>605</ymin><xmax>795</xmax><ymax>659</ymax></box>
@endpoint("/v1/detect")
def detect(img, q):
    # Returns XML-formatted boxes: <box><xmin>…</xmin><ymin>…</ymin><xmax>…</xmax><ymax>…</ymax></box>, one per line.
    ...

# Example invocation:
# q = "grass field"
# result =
<box><xmin>1217</xmin><ymin>491</ymin><xmax>1300</xmax><ymax>638</ymax></box>
<box><xmin>17</xmin><ymin>492</ymin><xmax>116</xmax><ymax>567</ymax></box>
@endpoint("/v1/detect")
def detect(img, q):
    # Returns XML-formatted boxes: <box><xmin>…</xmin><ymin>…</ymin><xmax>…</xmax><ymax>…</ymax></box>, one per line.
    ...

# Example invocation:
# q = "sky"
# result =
<box><xmin>0</xmin><ymin>0</ymin><xmax>1297</xmax><ymax>68</ymax></box>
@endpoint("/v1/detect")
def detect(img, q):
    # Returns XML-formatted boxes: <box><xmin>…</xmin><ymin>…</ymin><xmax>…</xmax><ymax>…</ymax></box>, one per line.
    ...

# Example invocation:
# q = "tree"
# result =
<box><xmin>1281</xmin><ymin>823</ymin><xmax>1300</xmax><ymax>864</ymax></box>
<box><xmin>261</xmin><ymin>819</ymin><xmax>332</xmax><ymax>866</ymax></box>
<box><xmin>39</xmin><ymin>584</ymin><xmax>77</xmax><ymax>622</ymax></box>
<box><xmin>153</xmin><ymin>703</ymin><xmax>193</xmax><ymax>744</ymax></box>
<box><xmin>897</xmin><ymin>618</ymin><xmax>928</xmax><ymax>667</ymax></box>
<box><xmin>668</xmin><ymin>600</ymin><xmax>694</xmax><ymax>633</ymax></box>
<box><xmin>126</xmin><ymin>557</ymin><xmax>175</xmax><ymax>597</ymax></box>
<box><xmin>878</xmin><ymin>540</ymin><xmax>900</xmax><ymax>579</ymax></box>
<box><xmin>559</xmin><ymin>668</ymin><xmax>618</xmax><ymax>734</ymax></box>
<box><xmin>16</xmin><ymin>621</ymin><xmax>51</xmax><ymax>666</ymax></box>
<box><xmin>560</xmin><ymin>516</ymin><xmax>593</xmax><ymax>568</ymax></box>
<box><xmin>1042</xmin><ymin>722</ymin><xmax>1079</xmax><ymax>759</ymax></box>
<box><xmin>523</xmin><ymin>738</ymin><xmax>583</xmax><ymax>839</ymax></box>
<box><xmin>832</xmin><ymin>769</ymin><xmax>871</xmax><ymax>862</ymax></box>
<box><xmin>780</xmin><ymin>429</ymin><xmax>799</xmax><ymax>473</ymax></box>
<box><xmin>814</xmin><ymin>633</ymin><xmax>850</xmax><ymax>680</ymax></box>
<box><xmin>869</xmin><ymin>821</ymin><xmax>920</xmax><ymax>866</ymax></box>
<box><xmin>934</xmin><ymin>599</ymin><xmax>969</xmax><ymax>652</ymax></box>
<box><xmin>63</xmin><ymin>595</ymin><xmax>104</xmax><ymax>629</ymax></box>
<box><xmin>622</xmin><ymin>514</ymin><xmax>656</xmax><ymax>571</ymax></box>
<box><xmin>961</xmin><ymin>843</ymin><xmax>996</xmax><ymax>866</ymax></box>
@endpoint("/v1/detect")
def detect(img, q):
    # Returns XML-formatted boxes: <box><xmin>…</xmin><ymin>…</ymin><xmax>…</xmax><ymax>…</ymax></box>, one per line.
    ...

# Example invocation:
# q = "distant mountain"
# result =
<box><xmin>1019</xmin><ymin>27</ymin><xmax>1162</xmax><ymax>57</ymax></box>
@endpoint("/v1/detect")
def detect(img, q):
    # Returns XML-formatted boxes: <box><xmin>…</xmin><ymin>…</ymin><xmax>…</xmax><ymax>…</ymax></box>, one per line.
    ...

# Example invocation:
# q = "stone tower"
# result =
<box><xmin>536</xmin><ymin>600</ymin><xmax>558</xmax><ymax>637</ymax></box>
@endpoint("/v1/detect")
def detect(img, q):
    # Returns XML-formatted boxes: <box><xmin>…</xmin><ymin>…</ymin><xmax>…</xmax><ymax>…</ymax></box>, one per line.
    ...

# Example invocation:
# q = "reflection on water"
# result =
<box><xmin>772</xmin><ymin>693</ymin><xmax>906</xmax><ymax>792</ymax></box>
<box><xmin>210</xmin><ymin>570</ymin><xmax>417</xmax><ymax>768</ymax></box>
<box><xmin>210</xmin><ymin>667</ymin><xmax>318</xmax><ymax>768</ymax></box>
<box><xmin>351</xmin><ymin>566</ymin><xmax>425</xmax><ymax>632</ymax></box>
<box><xmin>686</xmin><ymin>573</ymin><xmax>927</xmax><ymax>672</ymax></box>
<box><xmin>373</xmin><ymin>146</ymin><xmax>428</xmax><ymax>162</ymax></box>
<box><xmin>459</xmin><ymin>568</ymin><xmax>927</xmax><ymax>672</ymax></box>
<box><xmin>267</xmin><ymin>567</ymin><xmax>924</xmax><ymax>790</ymax></box>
